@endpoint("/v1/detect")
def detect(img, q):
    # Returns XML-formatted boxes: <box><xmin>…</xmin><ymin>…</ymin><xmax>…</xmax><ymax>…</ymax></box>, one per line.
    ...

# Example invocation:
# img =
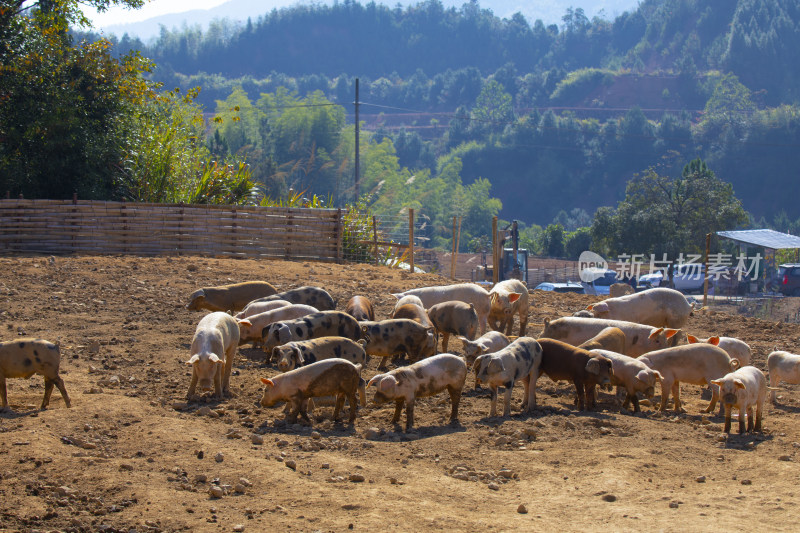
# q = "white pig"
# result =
<box><xmin>393</xmin><ymin>294</ymin><xmax>425</xmax><ymax>313</ymax></box>
<box><xmin>391</xmin><ymin>283</ymin><xmax>491</xmax><ymax>335</ymax></box>
<box><xmin>235</xmin><ymin>299</ymin><xmax>292</xmax><ymax>319</ymax></box>
<box><xmin>711</xmin><ymin>366</ymin><xmax>769</xmax><ymax>433</ymax></box>
<box><xmin>0</xmin><ymin>338</ymin><xmax>71</xmax><ymax>411</ymax></box>
<box><xmin>687</xmin><ymin>335</ymin><xmax>752</xmax><ymax>367</ymax></box>
<box><xmin>541</xmin><ymin>316</ymin><xmax>687</xmax><ymax>357</ymax></box>
<box><xmin>458</xmin><ymin>331</ymin><xmax>511</xmax><ymax>365</ymax></box>
<box><xmin>590</xmin><ymin>349</ymin><xmax>663</xmax><ymax>413</ymax></box>
<box><xmin>488</xmin><ymin>279</ymin><xmax>530</xmax><ymax>336</ymax></box>
<box><xmin>638</xmin><ymin>344</ymin><xmax>738</xmax><ymax>413</ymax></box>
<box><xmin>767</xmin><ymin>351</ymin><xmax>800</xmax><ymax>403</ymax></box>
<box><xmin>585</xmin><ymin>287</ymin><xmax>693</xmax><ymax>328</ymax></box>
<box><xmin>367</xmin><ymin>353</ymin><xmax>467</xmax><ymax>431</ymax></box>
<box><xmin>186</xmin><ymin>312</ymin><xmax>240</xmax><ymax>400</ymax></box>
<box><xmin>473</xmin><ymin>337</ymin><xmax>542</xmax><ymax>417</ymax></box>
<box><xmin>236</xmin><ymin>304</ymin><xmax>319</xmax><ymax>346</ymax></box>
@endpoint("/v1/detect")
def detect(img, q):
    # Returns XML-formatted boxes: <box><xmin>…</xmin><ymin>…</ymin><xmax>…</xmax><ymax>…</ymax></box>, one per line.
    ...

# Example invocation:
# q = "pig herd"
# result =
<box><xmin>3</xmin><ymin>280</ymin><xmax>800</xmax><ymax>439</ymax></box>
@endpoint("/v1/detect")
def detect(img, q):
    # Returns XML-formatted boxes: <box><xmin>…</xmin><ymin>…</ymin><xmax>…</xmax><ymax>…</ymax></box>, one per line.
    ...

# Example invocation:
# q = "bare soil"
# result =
<box><xmin>2</xmin><ymin>255</ymin><xmax>800</xmax><ymax>533</ymax></box>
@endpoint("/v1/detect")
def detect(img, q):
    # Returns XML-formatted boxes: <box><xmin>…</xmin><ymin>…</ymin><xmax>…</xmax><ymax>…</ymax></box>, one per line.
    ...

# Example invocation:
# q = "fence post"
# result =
<box><xmin>409</xmin><ymin>208</ymin><xmax>414</xmax><ymax>274</ymax></box>
<box><xmin>372</xmin><ymin>216</ymin><xmax>378</xmax><ymax>267</ymax></box>
<box><xmin>335</xmin><ymin>208</ymin><xmax>343</xmax><ymax>264</ymax></box>
<box><xmin>455</xmin><ymin>216</ymin><xmax>462</xmax><ymax>279</ymax></box>
<box><xmin>703</xmin><ymin>233</ymin><xmax>711</xmax><ymax>308</ymax></box>
<box><xmin>492</xmin><ymin>216</ymin><xmax>498</xmax><ymax>285</ymax></box>
<box><xmin>450</xmin><ymin>216</ymin><xmax>457</xmax><ymax>279</ymax></box>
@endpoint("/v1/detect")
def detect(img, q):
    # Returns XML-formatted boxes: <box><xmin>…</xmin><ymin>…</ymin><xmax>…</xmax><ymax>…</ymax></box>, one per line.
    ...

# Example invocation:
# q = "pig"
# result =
<box><xmin>360</xmin><ymin>319</ymin><xmax>437</xmax><ymax>369</ymax></box>
<box><xmin>637</xmin><ymin>344</ymin><xmax>739</xmax><ymax>413</ymax></box>
<box><xmin>589</xmin><ymin>349</ymin><xmax>663</xmax><ymax>412</ymax></box>
<box><xmin>711</xmin><ymin>366</ymin><xmax>769</xmax><ymax>433</ymax></box>
<box><xmin>609</xmin><ymin>283</ymin><xmax>635</xmax><ymax>297</ymax></box>
<box><xmin>473</xmin><ymin>337</ymin><xmax>542</xmax><ymax>417</ymax></box>
<box><xmin>585</xmin><ymin>287</ymin><xmax>693</xmax><ymax>329</ymax></box>
<box><xmin>235</xmin><ymin>299</ymin><xmax>292</xmax><ymax>320</ymax></box>
<box><xmin>577</xmin><ymin>327</ymin><xmax>626</xmax><ymax>354</ymax></box>
<box><xmin>345</xmin><ymin>296</ymin><xmax>375</xmax><ymax>322</ymax></box>
<box><xmin>0</xmin><ymin>338</ymin><xmax>71</xmax><ymax>411</ymax></box>
<box><xmin>536</xmin><ymin>338</ymin><xmax>614</xmax><ymax>411</ymax></box>
<box><xmin>367</xmin><ymin>353</ymin><xmax>467</xmax><ymax>431</ymax></box>
<box><xmin>259</xmin><ymin>358</ymin><xmax>363</xmax><ymax>423</ymax></box>
<box><xmin>572</xmin><ymin>310</ymin><xmax>594</xmax><ymax>318</ymax></box>
<box><xmin>393</xmin><ymin>294</ymin><xmax>425</xmax><ymax>313</ymax></box>
<box><xmin>185</xmin><ymin>281</ymin><xmax>277</xmax><ymax>313</ymax></box>
<box><xmin>540</xmin><ymin>317</ymin><xmax>687</xmax><ymax>358</ymax></box>
<box><xmin>236</xmin><ymin>304</ymin><xmax>319</xmax><ymax>347</ymax></box>
<box><xmin>427</xmin><ymin>301</ymin><xmax>479</xmax><ymax>353</ymax></box>
<box><xmin>391</xmin><ymin>283</ymin><xmax>491</xmax><ymax>335</ymax></box>
<box><xmin>249</xmin><ymin>286</ymin><xmax>336</xmax><ymax>311</ymax></box>
<box><xmin>272</xmin><ymin>337</ymin><xmax>367</xmax><ymax>373</ymax></box>
<box><xmin>687</xmin><ymin>335</ymin><xmax>752</xmax><ymax>367</ymax></box>
<box><xmin>262</xmin><ymin>311</ymin><xmax>361</xmax><ymax>354</ymax></box>
<box><xmin>186</xmin><ymin>312</ymin><xmax>240</xmax><ymax>400</ymax></box>
<box><xmin>488</xmin><ymin>279</ymin><xmax>529</xmax><ymax>336</ymax></box>
<box><xmin>458</xmin><ymin>331</ymin><xmax>511</xmax><ymax>365</ymax></box>
<box><xmin>767</xmin><ymin>351</ymin><xmax>800</xmax><ymax>403</ymax></box>
<box><xmin>391</xmin><ymin>303</ymin><xmax>433</xmax><ymax>327</ymax></box>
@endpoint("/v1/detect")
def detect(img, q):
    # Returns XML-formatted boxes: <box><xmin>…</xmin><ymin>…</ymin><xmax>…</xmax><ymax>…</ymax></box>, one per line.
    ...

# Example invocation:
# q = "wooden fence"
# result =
<box><xmin>0</xmin><ymin>199</ymin><xmax>343</xmax><ymax>262</ymax></box>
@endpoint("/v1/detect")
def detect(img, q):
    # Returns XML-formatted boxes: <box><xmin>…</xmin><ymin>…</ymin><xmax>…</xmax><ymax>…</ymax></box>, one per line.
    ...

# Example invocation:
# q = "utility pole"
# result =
<box><xmin>354</xmin><ymin>78</ymin><xmax>360</xmax><ymax>202</ymax></box>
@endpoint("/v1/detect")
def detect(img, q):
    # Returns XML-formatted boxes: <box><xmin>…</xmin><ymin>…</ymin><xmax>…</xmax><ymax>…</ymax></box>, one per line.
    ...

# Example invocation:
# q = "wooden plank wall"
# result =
<box><xmin>0</xmin><ymin>200</ymin><xmax>343</xmax><ymax>262</ymax></box>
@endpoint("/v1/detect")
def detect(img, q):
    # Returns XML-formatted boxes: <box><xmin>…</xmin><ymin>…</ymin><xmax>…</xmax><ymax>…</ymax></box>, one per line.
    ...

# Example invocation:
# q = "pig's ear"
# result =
<box><xmin>634</xmin><ymin>370</ymin><xmax>650</xmax><ymax>383</ymax></box>
<box><xmin>186</xmin><ymin>354</ymin><xmax>199</xmax><ymax>365</ymax></box>
<box><xmin>487</xmin><ymin>358</ymin><xmax>505</xmax><ymax>375</ymax></box>
<box><xmin>293</xmin><ymin>346</ymin><xmax>304</xmax><ymax>365</ymax></box>
<box><xmin>209</xmin><ymin>353</ymin><xmax>222</xmax><ymax>364</ymax></box>
<box><xmin>585</xmin><ymin>358</ymin><xmax>601</xmax><ymax>375</ymax></box>
<box><xmin>357</xmin><ymin>339</ymin><xmax>367</xmax><ymax>348</ymax></box>
<box><xmin>594</xmin><ymin>302</ymin><xmax>609</xmax><ymax>313</ymax></box>
<box><xmin>367</xmin><ymin>375</ymin><xmax>382</xmax><ymax>388</ymax></box>
<box><xmin>271</xmin><ymin>347</ymin><xmax>281</xmax><ymax>361</ymax></box>
<box><xmin>708</xmin><ymin>336</ymin><xmax>720</xmax><ymax>346</ymax></box>
<box><xmin>490</xmin><ymin>293</ymin><xmax>498</xmax><ymax>305</ymax></box>
<box><xmin>665</xmin><ymin>329</ymin><xmax>680</xmax><ymax>339</ymax></box>
<box><xmin>652</xmin><ymin>370</ymin><xmax>664</xmax><ymax>381</ymax></box>
<box><xmin>710</xmin><ymin>379</ymin><xmax>722</xmax><ymax>387</ymax></box>
<box><xmin>379</xmin><ymin>378</ymin><xmax>395</xmax><ymax>394</ymax></box>
<box><xmin>734</xmin><ymin>379</ymin><xmax>746</xmax><ymax>390</ymax></box>
<box><xmin>260</xmin><ymin>378</ymin><xmax>274</xmax><ymax>386</ymax></box>
<box><xmin>237</xmin><ymin>319</ymin><xmax>252</xmax><ymax>327</ymax></box>
<box><xmin>543</xmin><ymin>318</ymin><xmax>550</xmax><ymax>326</ymax></box>
<box><xmin>471</xmin><ymin>356</ymin><xmax>484</xmax><ymax>373</ymax></box>
<box><xmin>687</xmin><ymin>334</ymin><xmax>699</xmax><ymax>343</ymax></box>
<box><xmin>586</xmin><ymin>304</ymin><xmax>594</xmax><ymax>311</ymax></box>
<box><xmin>648</xmin><ymin>328</ymin><xmax>665</xmax><ymax>340</ymax></box>
<box><xmin>509</xmin><ymin>293</ymin><xmax>521</xmax><ymax>304</ymax></box>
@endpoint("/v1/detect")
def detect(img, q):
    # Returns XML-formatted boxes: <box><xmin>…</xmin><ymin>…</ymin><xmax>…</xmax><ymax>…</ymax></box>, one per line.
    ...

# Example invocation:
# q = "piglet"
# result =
<box><xmin>260</xmin><ymin>358</ymin><xmax>363</xmax><ymax>424</ymax></box>
<box><xmin>0</xmin><ymin>338</ymin><xmax>71</xmax><ymax>411</ymax></box>
<box><xmin>368</xmin><ymin>353</ymin><xmax>467</xmax><ymax>431</ymax></box>
<box><xmin>711</xmin><ymin>366</ymin><xmax>770</xmax><ymax>434</ymax></box>
<box><xmin>473</xmin><ymin>337</ymin><xmax>542</xmax><ymax>417</ymax></box>
<box><xmin>589</xmin><ymin>349</ymin><xmax>663</xmax><ymax>412</ymax></box>
<box><xmin>186</xmin><ymin>312</ymin><xmax>239</xmax><ymax>400</ymax></box>
<box><xmin>427</xmin><ymin>300</ymin><xmax>478</xmax><ymax>352</ymax></box>
<box><xmin>458</xmin><ymin>331</ymin><xmax>511</xmax><ymax>365</ymax></box>
<box><xmin>536</xmin><ymin>338</ymin><xmax>614</xmax><ymax>411</ymax></box>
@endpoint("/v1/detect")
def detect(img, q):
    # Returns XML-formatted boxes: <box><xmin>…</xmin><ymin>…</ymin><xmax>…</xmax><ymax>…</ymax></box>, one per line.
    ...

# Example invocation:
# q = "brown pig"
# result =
<box><xmin>536</xmin><ymin>338</ymin><xmax>614</xmax><ymax>411</ymax></box>
<box><xmin>391</xmin><ymin>303</ymin><xmax>433</xmax><ymax>327</ymax></box>
<box><xmin>427</xmin><ymin>300</ymin><xmax>478</xmax><ymax>353</ymax></box>
<box><xmin>345</xmin><ymin>296</ymin><xmax>375</xmax><ymax>322</ymax></box>
<box><xmin>249</xmin><ymin>286</ymin><xmax>336</xmax><ymax>311</ymax></box>
<box><xmin>577</xmin><ymin>327</ymin><xmax>626</xmax><ymax>354</ymax></box>
<box><xmin>0</xmin><ymin>338</ymin><xmax>71</xmax><ymax>411</ymax></box>
<box><xmin>260</xmin><ymin>358</ymin><xmax>363</xmax><ymax>424</ymax></box>
<box><xmin>185</xmin><ymin>281</ymin><xmax>277</xmax><ymax>313</ymax></box>
<box><xmin>360</xmin><ymin>319</ymin><xmax>437</xmax><ymax>369</ymax></box>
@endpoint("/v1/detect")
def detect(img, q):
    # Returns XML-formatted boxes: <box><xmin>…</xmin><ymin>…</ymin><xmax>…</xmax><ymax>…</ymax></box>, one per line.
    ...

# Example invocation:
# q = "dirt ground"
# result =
<box><xmin>2</xmin><ymin>255</ymin><xmax>800</xmax><ymax>533</ymax></box>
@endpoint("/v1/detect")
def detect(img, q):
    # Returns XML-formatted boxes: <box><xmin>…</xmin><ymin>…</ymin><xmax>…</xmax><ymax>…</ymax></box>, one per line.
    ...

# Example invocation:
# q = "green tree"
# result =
<box><xmin>471</xmin><ymin>79</ymin><xmax>513</xmax><ymax>138</ymax></box>
<box><xmin>541</xmin><ymin>223</ymin><xmax>566</xmax><ymax>258</ymax></box>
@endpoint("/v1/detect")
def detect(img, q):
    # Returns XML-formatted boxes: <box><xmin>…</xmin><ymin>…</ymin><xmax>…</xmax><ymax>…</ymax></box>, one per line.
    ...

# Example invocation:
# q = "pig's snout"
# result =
<box><xmin>723</xmin><ymin>393</ymin><xmax>737</xmax><ymax>404</ymax></box>
<box><xmin>644</xmin><ymin>387</ymin><xmax>655</xmax><ymax>398</ymax></box>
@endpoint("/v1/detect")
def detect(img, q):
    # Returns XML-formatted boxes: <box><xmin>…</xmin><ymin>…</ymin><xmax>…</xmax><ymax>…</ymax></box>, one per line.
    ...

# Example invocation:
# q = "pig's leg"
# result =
<box><xmin>186</xmin><ymin>371</ymin><xmax>198</xmax><ymax>400</ymax></box>
<box><xmin>441</xmin><ymin>332</ymin><xmax>450</xmax><ymax>353</ymax></box>
<box><xmin>755</xmin><ymin>400</ymin><xmax>763</xmax><ymax>432</ymax></box>
<box><xmin>297</xmin><ymin>396</ymin><xmax>311</xmax><ymax>422</ymax></box>
<box><xmin>502</xmin><ymin>317</ymin><xmax>513</xmax><ymax>337</ymax></box>
<box><xmin>54</xmin><ymin>376</ymin><xmax>71</xmax><ymax>408</ymax></box>
<box><xmin>703</xmin><ymin>381</ymin><xmax>718</xmax><ymax>414</ymax></box>
<box><xmin>586</xmin><ymin>382</ymin><xmax>598</xmax><ymax>410</ymax></box>
<box><xmin>358</xmin><ymin>381</ymin><xmax>366</xmax><ymax>407</ymax></box>
<box><xmin>41</xmin><ymin>377</ymin><xmax>54</xmax><ymax>409</ymax></box>
<box><xmin>770</xmin><ymin>373</ymin><xmax>779</xmax><ymax>403</ymax></box>
<box><xmin>0</xmin><ymin>375</ymin><xmax>8</xmax><ymax>409</ymax></box>
<box><xmin>378</xmin><ymin>357</ymin><xmax>389</xmax><ymax>371</ymax></box>
<box><xmin>518</xmin><ymin>311</ymin><xmax>527</xmax><ymax>337</ymax></box>
<box><xmin>658</xmin><ymin>378</ymin><xmax>672</xmax><ymax>411</ymax></box>
<box><xmin>347</xmin><ymin>390</ymin><xmax>358</xmax><ymax>423</ymax></box>
<box><xmin>333</xmin><ymin>394</ymin><xmax>344</xmax><ymax>421</ymax></box>
<box><xmin>723</xmin><ymin>404</ymin><xmax>732</xmax><ymax>433</ymax></box>
<box><xmin>521</xmin><ymin>375</ymin><xmax>531</xmax><ymax>412</ymax></box>
<box><xmin>404</xmin><ymin>399</ymin><xmax>415</xmax><ymax>431</ymax></box>
<box><xmin>223</xmin><ymin>344</ymin><xmax>236</xmax><ymax>396</ymax></box>
<box><xmin>213</xmin><ymin>364</ymin><xmax>223</xmax><ymax>399</ymax></box>
<box><xmin>672</xmin><ymin>382</ymin><xmax>684</xmax><ymax>413</ymax></box>
<box><xmin>745</xmin><ymin>405</ymin><xmax>754</xmax><ymax>433</ymax></box>
<box><xmin>489</xmin><ymin>385</ymin><xmax>499</xmax><ymax>417</ymax></box>
<box><xmin>447</xmin><ymin>384</ymin><xmax>461</xmax><ymax>424</ymax></box>
<box><xmin>478</xmin><ymin>311</ymin><xmax>488</xmax><ymax>335</ymax></box>
<box><xmin>574</xmin><ymin>381</ymin><xmax>585</xmax><ymax>411</ymax></box>
<box><xmin>391</xmin><ymin>399</ymin><xmax>404</xmax><ymax>425</ymax></box>
<box><xmin>629</xmin><ymin>391</ymin><xmax>641</xmax><ymax>413</ymax></box>
<box><xmin>524</xmin><ymin>373</ymin><xmax>537</xmax><ymax>411</ymax></box>
<box><xmin>502</xmin><ymin>385</ymin><xmax>513</xmax><ymax>417</ymax></box>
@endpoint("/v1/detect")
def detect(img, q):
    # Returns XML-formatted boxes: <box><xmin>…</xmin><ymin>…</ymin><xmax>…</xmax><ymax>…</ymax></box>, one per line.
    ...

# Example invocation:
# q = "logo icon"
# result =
<box><xmin>579</xmin><ymin>251</ymin><xmax>609</xmax><ymax>282</ymax></box>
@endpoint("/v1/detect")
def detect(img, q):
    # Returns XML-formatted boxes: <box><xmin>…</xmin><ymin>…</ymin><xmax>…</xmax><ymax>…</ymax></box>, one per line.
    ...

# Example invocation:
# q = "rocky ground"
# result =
<box><xmin>1</xmin><ymin>255</ymin><xmax>799</xmax><ymax>532</ymax></box>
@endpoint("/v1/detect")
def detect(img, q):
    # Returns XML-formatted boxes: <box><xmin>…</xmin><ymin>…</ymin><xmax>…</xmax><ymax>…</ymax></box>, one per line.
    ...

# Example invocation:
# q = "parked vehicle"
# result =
<box><xmin>777</xmin><ymin>263</ymin><xmax>800</xmax><ymax>296</ymax></box>
<box><xmin>534</xmin><ymin>282</ymin><xmax>586</xmax><ymax>294</ymax></box>
<box><xmin>637</xmin><ymin>264</ymin><xmax>710</xmax><ymax>294</ymax></box>
<box><xmin>580</xmin><ymin>268</ymin><xmax>618</xmax><ymax>296</ymax></box>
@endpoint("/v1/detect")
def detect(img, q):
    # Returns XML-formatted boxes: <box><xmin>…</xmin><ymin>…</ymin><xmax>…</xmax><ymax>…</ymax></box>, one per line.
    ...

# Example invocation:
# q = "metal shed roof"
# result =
<box><xmin>716</xmin><ymin>229</ymin><xmax>800</xmax><ymax>249</ymax></box>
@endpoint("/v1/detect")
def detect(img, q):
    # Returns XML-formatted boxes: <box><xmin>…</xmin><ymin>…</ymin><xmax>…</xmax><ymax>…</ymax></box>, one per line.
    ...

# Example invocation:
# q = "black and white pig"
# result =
<box><xmin>473</xmin><ymin>337</ymin><xmax>542</xmax><ymax>417</ymax></box>
<box><xmin>367</xmin><ymin>353</ymin><xmax>467</xmax><ymax>431</ymax></box>
<box><xmin>360</xmin><ymin>319</ymin><xmax>437</xmax><ymax>369</ymax></box>
<box><xmin>249</xmin><ymin>286</ymin><xmax>336</xmax><ymax>311</ymax></box>
<box><xmin>262</xmin><ymin>311</ymin><xmax>361</xmax><ymax>354</ymax></box>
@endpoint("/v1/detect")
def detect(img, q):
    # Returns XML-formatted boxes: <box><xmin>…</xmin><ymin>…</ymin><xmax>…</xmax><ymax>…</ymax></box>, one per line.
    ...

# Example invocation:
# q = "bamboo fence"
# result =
<box><xmin>0</xmin><ymin>199</ymin><xmax>343</xmax><ymax>262</ymax></box>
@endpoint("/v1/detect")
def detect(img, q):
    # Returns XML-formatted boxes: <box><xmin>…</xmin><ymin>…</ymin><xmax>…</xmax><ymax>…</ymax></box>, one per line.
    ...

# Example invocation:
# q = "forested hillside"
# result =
<box><xmin>6</xmin><ymin>0</ymin><xmax>800</xmax><ymax>260</ymax></box>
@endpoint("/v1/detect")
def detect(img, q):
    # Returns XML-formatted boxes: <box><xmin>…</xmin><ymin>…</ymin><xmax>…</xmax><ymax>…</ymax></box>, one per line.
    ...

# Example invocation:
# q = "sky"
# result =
<box><xmin>83</xmin><ymin>0</ymin><xmax>230</xmax><ymax>26</ymax></box>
